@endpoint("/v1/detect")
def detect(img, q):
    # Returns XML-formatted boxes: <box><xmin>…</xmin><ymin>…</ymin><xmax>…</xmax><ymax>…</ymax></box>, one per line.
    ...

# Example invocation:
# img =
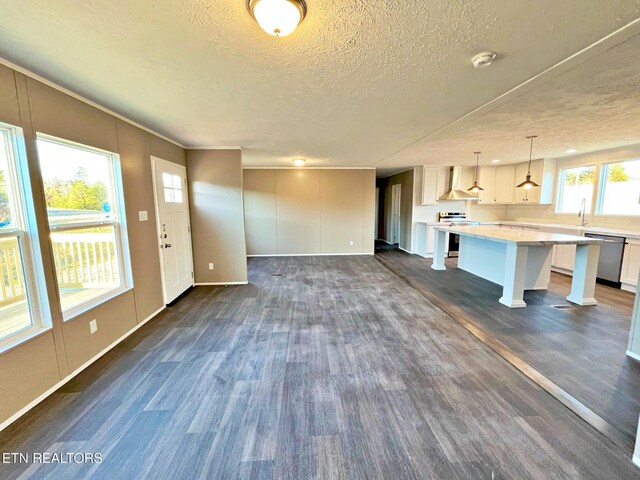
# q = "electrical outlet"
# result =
<box><xmin>89</xmin><ymin>319</ymin><xmax>98</xmax><ymax>334</ymax></box>
<box><xmin>138</xmin><ymin>210</ymin><xmax>148</xmax><ymax>222</ymax></box>
<box><xmin>208</xmin><ymin>263</ymin><xmax>214</xmax><ymax>270</ymax></box>
<box><xmin>349</xmin><ymin>240</ymin><xmax>354</xmax><ymax>246</ymax></box>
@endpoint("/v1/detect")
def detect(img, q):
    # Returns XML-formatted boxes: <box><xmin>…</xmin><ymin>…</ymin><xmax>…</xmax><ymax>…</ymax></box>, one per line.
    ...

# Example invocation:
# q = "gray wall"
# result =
<box><xmin>380</xmin><ymin>169</ymin><xmax>414</xmax><ymax>252</ymax></box>
<box><xmin>187</xmin><ymin>149</ymin><xmax>248</xmax><ymax>284</ymax></box>
<box><xmin>243</xmin><ymin>169</ymin><xmax>375</xmax><ymax>255</ymax></box>
<box><xmin>0</xmin><ymin>64</ymin><xmax>186</xmax><ymax>425</ymax></box>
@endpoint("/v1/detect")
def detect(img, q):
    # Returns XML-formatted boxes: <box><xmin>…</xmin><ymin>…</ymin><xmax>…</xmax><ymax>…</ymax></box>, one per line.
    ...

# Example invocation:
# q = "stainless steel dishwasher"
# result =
<box><xmin>584</xmin><ymin>233</ymin><xmax>625</xmax><ymax>288</ymax></box>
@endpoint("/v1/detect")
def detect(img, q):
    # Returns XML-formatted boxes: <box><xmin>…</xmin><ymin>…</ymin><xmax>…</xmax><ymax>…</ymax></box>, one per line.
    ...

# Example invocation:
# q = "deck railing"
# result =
<box><xmin>0</xmin><ymin>233</ymin><xmax>119</xmax><ymax>308</ymax></box>
<box><xmin>50</xmin><ymin>232</ymin><xmax>119</xmax><ymax>289</ymax></box>
<box><xmin>0</xmin><ymin>237</ymin><xmax>27</xmax><ymax>307</ymax></box>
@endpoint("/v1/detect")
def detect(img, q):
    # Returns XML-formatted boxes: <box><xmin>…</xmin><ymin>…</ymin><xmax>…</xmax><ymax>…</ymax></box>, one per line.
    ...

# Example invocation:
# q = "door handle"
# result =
<box><xmin>164</xmin><ymin>243</ymin><xmax>172</xmax><ymax>248</ymax></box>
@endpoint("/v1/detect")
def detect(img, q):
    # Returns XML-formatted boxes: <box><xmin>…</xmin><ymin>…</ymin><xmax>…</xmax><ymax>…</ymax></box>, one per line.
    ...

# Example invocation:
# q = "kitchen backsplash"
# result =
<box><xmin>504</xmin><ymin>203</ymin><xmax>640</xmax><ymax>232</ymax></box>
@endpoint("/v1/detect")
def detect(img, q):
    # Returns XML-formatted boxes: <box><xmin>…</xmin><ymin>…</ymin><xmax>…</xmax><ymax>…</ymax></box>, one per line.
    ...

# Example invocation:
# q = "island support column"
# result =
<box><xmin>627</xmin><ymin>269</ymin><xmax>640</xmax><ymax>363</ymax></box>
<box><xmin>566</xmin><ymin>244</ymin><xmax>599</xmax><ymax>306</ymax></box>
<box><xmin>499</xmin><ymin>243</ymin><xmax>528</xmax><ymax>308</ymax></box>
<box><xmin>431</xmin><ymin>229</ymin><xmax>447</xmax><ymax>270</ymax></box>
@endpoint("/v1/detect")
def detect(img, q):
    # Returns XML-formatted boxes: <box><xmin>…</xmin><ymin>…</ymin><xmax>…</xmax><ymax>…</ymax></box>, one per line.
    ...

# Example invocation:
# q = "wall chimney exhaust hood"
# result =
<box><xmin>439</xmin><ymin>166</ymin><xmax>478</xmax><ymax>201</ymax></box>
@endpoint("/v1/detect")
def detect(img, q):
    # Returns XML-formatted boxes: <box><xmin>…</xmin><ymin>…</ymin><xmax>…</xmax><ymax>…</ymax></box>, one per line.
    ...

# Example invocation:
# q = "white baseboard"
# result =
<box><xmin>194</xmin><ymin>281</ymin><xmax>248</xmax><ymax>286</ymax></box>
<box><xmin>626</xmin><ymin>350</ymin><xmax>640</xmax><ymax>363</ymax></box>
<box><xmin>0</xmin><ymin>305</ymin><xmax>165</xmax><ymax>432</ymax></box>
<box><xmin>398</xmin><ymin>247</ymin><xmax>414</xmax><ymax>255</ymax></box>
<box><xmin>551</xmin><ymin>267</ymin><xmax>574</xmax><ymax>277</ymax></box>
<box><xmin>247</xmin><ymin>253</ymin><xmax>374</xmax><ymax>257</ymax></box>
<box><xmin>634</xmin><ymin>454</ymin><xmax>640</xmax><ymax>468</ymax></box>
<box><xmin>622</xmin><ymin>283</ymin><xmax>637</xmax><ymax>294</ymax></box>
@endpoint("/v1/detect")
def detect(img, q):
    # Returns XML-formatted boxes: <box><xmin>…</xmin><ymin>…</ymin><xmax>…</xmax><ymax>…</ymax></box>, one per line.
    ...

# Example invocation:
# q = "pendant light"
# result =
<box><xmin>247</xmin><ymin>0</ymin><xmax>307</xmax><ymax>37</ymax></box>
<box><xmin>467</xmin><ymin>151</ymin><xmax>484</xmax><ymax>193</ymax></box>
<box><xmin>516</xmin><ymin>135</ymin><xmax>540</xmax><ymax>190</ymax></box>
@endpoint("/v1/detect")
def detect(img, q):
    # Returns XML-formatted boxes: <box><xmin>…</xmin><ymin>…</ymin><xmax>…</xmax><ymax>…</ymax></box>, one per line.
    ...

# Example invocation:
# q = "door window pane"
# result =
<box><xmin>557</xmin><ymin>165</ymin><xmax>595</xmax><ymax>213</ymax></box>
<box><xmin>598</xmin><ymin>160</ymin><xmax>640</xmax><ymax>216</ymax></box>
<box><xmin>51</xmin><ymin>226</ymin><xmax>121</xmax><ymax>312</ymax></box>
<box><xmin>162</xmin><ymin>173</ymin><xmax>183</xmax><ymax>203</ymax></box>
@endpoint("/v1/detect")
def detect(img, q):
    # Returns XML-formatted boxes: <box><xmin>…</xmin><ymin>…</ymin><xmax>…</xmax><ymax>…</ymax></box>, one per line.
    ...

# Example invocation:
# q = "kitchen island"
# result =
<box><xmin>432</xmin><ymin>225</ymin><xmax>602</xmax><ymax>308</ymax></box>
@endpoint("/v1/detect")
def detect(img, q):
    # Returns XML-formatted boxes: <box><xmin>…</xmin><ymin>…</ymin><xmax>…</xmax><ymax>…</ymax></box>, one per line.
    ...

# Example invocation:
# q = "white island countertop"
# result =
<box><xmin>430</xmin><ymin>225</ymin><xmax>602</xmax><ymax>308</ymax></box>
<box><xmin>433</xmin><ymin>225</ymin><xmax>603</xmax><ymax>246</ymax></box>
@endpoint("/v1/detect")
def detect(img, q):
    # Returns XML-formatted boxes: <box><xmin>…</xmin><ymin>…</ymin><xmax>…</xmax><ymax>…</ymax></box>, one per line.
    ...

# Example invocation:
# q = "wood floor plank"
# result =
<box><xmin>0</xmin><ymin>255</ymin><xmax>639</xmax><ymax>479</ymax></box>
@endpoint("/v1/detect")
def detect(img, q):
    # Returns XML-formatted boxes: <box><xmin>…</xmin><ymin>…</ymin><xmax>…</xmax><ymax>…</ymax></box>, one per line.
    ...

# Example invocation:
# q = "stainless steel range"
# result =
<box><xmin>438</xmin><ymin>212</ymin><xmax>479</xmax><ymax>257</ymax></box>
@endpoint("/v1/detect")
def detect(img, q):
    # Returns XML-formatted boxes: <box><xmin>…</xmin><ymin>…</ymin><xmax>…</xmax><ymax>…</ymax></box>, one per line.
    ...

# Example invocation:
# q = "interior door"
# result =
<box><xmin>151</xmin><ymin>156</ymin><xmax>194</xmax><ymax>304</ymax></box>
<box><xmin>391</xmin><ymin>184</ymin><xmax>401</xmax><ymax>245</ymax></box>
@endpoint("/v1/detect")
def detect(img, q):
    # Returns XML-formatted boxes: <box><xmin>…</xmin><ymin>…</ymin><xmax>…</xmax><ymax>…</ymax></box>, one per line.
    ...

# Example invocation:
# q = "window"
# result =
<box><xmin>0</xmin><ymin>123</ymin><xmax>48</xmax><ymax>348</ymax></box>
<box><xmin>556</xmin><ymin>165</ymin><xmax>596</xmax><ymax>214</ymax></box>
<box><xmin>162</xmin><ymin>173</ymin><xmax>183</xmax><ymax>203</ymax></box>
<box><xmin>37</xmin><ymin>135</ymin><xmax>131</xmax><ymax>319</ymax></box>
<box><xmin>597</xmin><ymin>159</ymin><xmax>640</xmax><ymax>216</ymax></box>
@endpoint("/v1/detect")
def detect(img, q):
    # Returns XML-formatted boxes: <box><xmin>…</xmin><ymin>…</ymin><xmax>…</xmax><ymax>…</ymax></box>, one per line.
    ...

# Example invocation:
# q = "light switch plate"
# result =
<box><xmin>208</xmin><ymin>263</ymin><xmax>214</xmax><ymax>270</ymax></box>
<box><xmin>138</xmin><ymin>211</ymin><xmax>148</xmax><ymax>221</ymax></box>
<box><xmin>89</xmin><ymin>319</ymin><xmax>98</xmax><ymax>334</ymax></box>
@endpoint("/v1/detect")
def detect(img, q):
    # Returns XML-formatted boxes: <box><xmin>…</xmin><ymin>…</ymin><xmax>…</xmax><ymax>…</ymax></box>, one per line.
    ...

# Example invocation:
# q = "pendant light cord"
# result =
<box><xmin>474</xmin><ymin>151</ymin><xmax>480</xmax><ymax>181</ymax></box>
<box><xmin>526</xmin><ymin>135</ymin><xmax>537</xmax><ymax>175</ymax></box>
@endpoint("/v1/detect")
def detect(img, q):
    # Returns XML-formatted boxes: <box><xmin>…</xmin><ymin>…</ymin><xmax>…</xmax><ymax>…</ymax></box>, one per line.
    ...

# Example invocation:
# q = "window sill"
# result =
<box><xmin>62</xmin><ymin>286</ymin><xmax>134</xmax><ymax>322</ymax></box>
<box><xmin>0</xmin><ymin>326</ymin><xmax>53</xmax><ymax>356</ymax></box>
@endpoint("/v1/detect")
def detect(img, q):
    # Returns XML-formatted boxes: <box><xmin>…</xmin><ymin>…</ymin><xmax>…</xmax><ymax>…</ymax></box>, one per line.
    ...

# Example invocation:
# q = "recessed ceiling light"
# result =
<box><xmin>247</xmin><ymin>0</ymin><xmax>307</xmax><ymax>37</ymax></box>
<box><xmin>491</xmin><ymin>159</ymin><xmax>500</xmax><ymax>163</ymax></box>
<box><xmin>566</xmin><ymin>148</ymin><xmax>577</xmax><ymax>153</ymax></box>
<box><xmin>292</xmin><ymin>159</ymin><xmax>306</xmax><ymax>167</ymax></box>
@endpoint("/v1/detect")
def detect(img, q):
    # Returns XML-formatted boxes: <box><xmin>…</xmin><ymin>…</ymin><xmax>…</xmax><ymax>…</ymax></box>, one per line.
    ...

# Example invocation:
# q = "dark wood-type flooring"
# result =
<box><xmin>376</xmin><ymin>246</ymin><xmax>640</xmax><ymax>445</ymax></box>
<box><xmin>1</xmin><ymin>256</ymin><xmax>639</xmax><ymax>479</ymax></box>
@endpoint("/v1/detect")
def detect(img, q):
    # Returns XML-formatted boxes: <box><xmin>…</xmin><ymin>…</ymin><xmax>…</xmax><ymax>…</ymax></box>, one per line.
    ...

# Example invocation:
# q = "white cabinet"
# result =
<box><xmin>421</xmin><ymin>167</ymin><xmax>439</xmax><ymax>205</ymax></box>
<box><xmin>413</xmin><ymin>224</ymin><xmax>449</xmax><ymax>258</ymax></box>
<box><xmin>622</xmin><ymin>239</ymin><xmax>640</xmax><ymax>293</ymax></box>
<box><xmin>552</xmin><ymin>244</ymin><xmax>576</xmax><ymax>273</ymax></box>
<box><xmin>475</xmin><ymin>158</ymin><xmax>554</xmax><ymax>206</ymax></box>
<box><xmin>494</xmin><ymin>165</ymin><xmax>515</xmax><ymax>203</ymax></box>
<box><xmin>421</xmin><ymin>167</ymin><xmax>448</xmax><ymax>205</ymax></box>
<box><xmin>477</xmin><ymin>167</ymin><xmax>495</xmax><ymax>204</ymax></box>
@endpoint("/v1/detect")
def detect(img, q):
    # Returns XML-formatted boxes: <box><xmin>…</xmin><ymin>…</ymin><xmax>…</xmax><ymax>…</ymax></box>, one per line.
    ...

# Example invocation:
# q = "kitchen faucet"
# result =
<box><xmin>578</xmin><ymin>198</ymin><xmax>588</xmax><ymax>226</ymax></box>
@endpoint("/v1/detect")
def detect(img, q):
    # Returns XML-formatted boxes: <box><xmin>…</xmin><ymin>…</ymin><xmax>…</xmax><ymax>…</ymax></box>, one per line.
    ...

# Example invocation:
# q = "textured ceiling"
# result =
<box><xmin>1</xmin><ymin>1</ymin><xmax>640</xmax><ymax>170</ymax></box>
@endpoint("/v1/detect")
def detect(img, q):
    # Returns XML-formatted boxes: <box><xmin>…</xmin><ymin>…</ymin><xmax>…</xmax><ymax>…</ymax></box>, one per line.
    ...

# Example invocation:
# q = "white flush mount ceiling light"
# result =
<box><xmin>471</xmin><ymin>51</ymin><xmax>497</xmax><ymax>69</ymax></box>
<box><xmin>292</xmin><ymin>158</ymin><xmax>306</xmax><ymax>167</ymax></box>
<box><xmin>491</xmin><ymin>159</ymin><xmax>500</xmax><ymax>163</ymax></box>
<box><xmin>566</xmin><ymin>148</ymin><xmax>577</xmax><ymax>153</ymax></box>
<box><xmin>247</xmin><ymin>0</ymin><xmax>307</xmax><ymax>37</ymax></box>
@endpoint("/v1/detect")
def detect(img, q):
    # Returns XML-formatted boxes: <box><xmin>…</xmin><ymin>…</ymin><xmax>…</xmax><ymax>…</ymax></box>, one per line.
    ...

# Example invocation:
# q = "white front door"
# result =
<box><xmin>151</xmin><ymin>156</ymin><xmax>194</xmax><ymax>304</ymax></box>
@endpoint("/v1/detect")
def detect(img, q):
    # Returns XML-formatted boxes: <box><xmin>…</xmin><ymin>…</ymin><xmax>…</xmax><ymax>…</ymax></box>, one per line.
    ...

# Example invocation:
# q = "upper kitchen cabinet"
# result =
<box><xmin>475</xmin><ymin>158</ymin><xmax>556</xmax><ymax>205</ymax></box>
<box><xmin>494</xmin><ymin>165</ymin><xmax>516</xmax><ymax>203</ymax></box>
<box><xmin>420</xmin><ymin>166</ymin><xmax>448</xmax><ymax>205</ymax></box>
<box><xmin>477</xmin><ymin>166</ymin><xmax>496</xmax><ymax>204</ymax></box>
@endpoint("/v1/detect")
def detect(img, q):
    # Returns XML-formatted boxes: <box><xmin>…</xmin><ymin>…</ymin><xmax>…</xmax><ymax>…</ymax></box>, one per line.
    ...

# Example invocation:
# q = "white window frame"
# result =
<box><xmin>36</xmin><ymin>134</ymin><xmax>132</xmax><ymax>321</ymax></box>
<box><xmin>595</xmin><ymin>158</ymin><xmax>640</xmax><ymax>217</ymax></box>
<box><xmin>0</xmin><ymin>123</ymin><xmax>50</xmax><ymax>352</ymax></box>
<box><xmin>555</xmin><ymin>164</ymin><xmax>597</xmax><ymax>215</ymax></box>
